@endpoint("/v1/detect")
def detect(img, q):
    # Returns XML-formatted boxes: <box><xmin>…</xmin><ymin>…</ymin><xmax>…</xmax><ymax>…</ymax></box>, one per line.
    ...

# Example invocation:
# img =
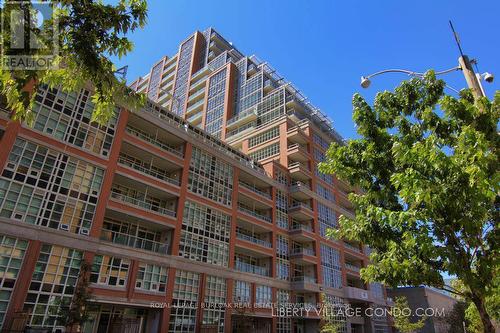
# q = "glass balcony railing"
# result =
<box><xmin>235</xmin><ymin>261</ymin><xmax>268</xmax><ymax>276</ymax></box>
<box><xmin>290</xmin><ymin>222</ymin><xmax>313</xmax><ymax>232</ymax></box>
<box><xmin>238</xmin><ymin>181</ymin><xmax>272</xmax><ymax>199</ymax></box>
<box><xmin>237</xmin><ymin>203</ymin><xmax>272</xmax><ymax>223</ymax></box>
<box><xmin>344</xmin><ymin>242</ymin><xmax>362</xmax><ymax>253</ymax></box>
<box><xmin>100</xmin><ymin>229</ymin><xmax>169</xmax><ymax>254</ymax></box>
<box><xmin>236</xmin><ymin>232</ymin><xmax>272</xmax><ymax>248</ymax></box>
<box><xmin>292</xmin><ymin>275</ymin><xmax>317</xmax><ymax>284</ymax></box>
<box><xmin>346</xmin><ymin>263</ymin><xmax>362</xmax><ymax>272</ymax></box>
<box><xmin>125</xmin><ymin>126</ymin><xmax>184</xmax><ymax>157</ymax></box>
<box><xmin>186</xmin><ymin>99</ymin><xmax>204</xmax><ymax>113</ymax></box>
<box><xmin>289</xmin><ymin>202</ymin><xmax>312</xmax><ymax>211</ymax></box>
<box><xmin>110</xmin><ymin>190</ymin><xmax>176</xmax><ymax>217</ymax></box>
<box><xmin>227</xmin><ymin>107</ymin><xmax>258</xmax><ymax>126</ymax></box>
<box><xmin>118</xmin><ymin>154</ymin><xmax>181</xmax><ymax>186</ymax></box>
<box><xmin>290</xmin><ymin>248</ymin><xmax>316</xmax><ymax>256</ymax></box>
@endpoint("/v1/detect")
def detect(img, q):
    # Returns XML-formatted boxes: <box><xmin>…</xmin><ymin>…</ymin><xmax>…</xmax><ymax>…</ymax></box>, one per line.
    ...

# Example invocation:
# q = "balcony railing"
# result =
<box><xmin>125</xmin><ymin>126</ymin><xmax>184</xmax><ymax>157</ymax></box>
<box><xmin>292</xmin><ymin>275</ymin><xmax>317</xmax><ymax>284</ymax></box>
<box><xmin>110</xmin><ymin>190</ymin><xmax>176</xmax><ymax>218</ymax></box>
<box><xmin>236</xmin><ymin>232</ymin><xmax>272</xmax><ymax>248</ymax></box>
<box><xmin>237</xmin><ymin>203</ymin><xmax>272</xmax><ymax>223</ymax></box>
<box><xmin>227</xmin><ymin>107</ymin><xmax>258</xmax><ymax>126</ymax></box>
<box><xmin>288</xmin><ymin>161</ymin><xmax>310</xmax><ymax>171</ymax></box>
<box><xmin>238</xmin><ymin>181</ymin><xmax>272</xmax><ymax>199</ymax></box>
<box><xmin>345</xmin><ymin>263</ymin><xmax>361</xmax><ymax>273</ymax></box>
<box><xmin>118</xmin><ymin>154</ymin><xmax>181</xmax><ymax>186</ymax></box>
<box><xmin>290</xmin><ymin>222</ymin><xmax>313</xmax><ymax>232</ymax></box>
<box><xmin>344</xmin><ymin>242</ymin><xmax>362</xmax><ymax>253</ymax></box>
<box><xmin>235</xmin><ymin>260</ymin><xmax>268</xmax><ymax>276</ymax></box>
<box><xmin>100</xmin><ymin>230</ymin><xmax>169</xmax><ymax>254</ymax></box>
<box><xmin>289</xmin><ymin>202</ymin><xmax>312</xmax><ymax>211</ymax></box>
<box><xmin>186</xmin><ymin>99</ymin><xmax>204</xmax><ymax>113</ymax></box>
<box><xmin>290</xmin><ymin>248</ymin><xmax>315</xmax><ymax>256</ymax></box>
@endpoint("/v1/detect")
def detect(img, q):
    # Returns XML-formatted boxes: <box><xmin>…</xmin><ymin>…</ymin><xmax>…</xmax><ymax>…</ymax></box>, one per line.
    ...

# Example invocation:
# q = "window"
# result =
<box><xmin>202</xmin><ymin>275</ymin><xmax>226</xmax><ymax>333</ymax></box>
<box><xmin>323</xmin><ymin>295</ymin><xmax>348</xmax><ymax>333</ymax></box>
<box><xmin>276</xmin><ymin>259</ymin><xmax>290</xmax><ymax>281</ymax></box>
<box><xmin>33</xmin><ymin>86</ymin><xmax>116</xmax><ymax>156</ymax></box>
<box><xmin>248</xmin><ymin>142</ymin><xmax>280</xmax><ymax>161</ymax></box>
<box><xmin>255</xmin><ymin>285</ymin><xmax>272</xmax><ymax>308</ymax></box>
<box><xmin>320</xmin><ymin>244</ymin><xmax>342</xmax><ymax>289</ymax></box>
<box><xmin>205</xmin><ymin>69</ymin><xmax>227</xmax><ymax>137</ymax></box>
<box><xmin>179</xmin><ymin>201</ymin><xmax>231</xmax><ymax>267</ymax></box>
<box><xmin>248</xmin><ymin>127</ymin><xmax>280</xmax><ymax>148</ymax></box>
<box><xmin>313</xmin><ymin>133</ymin><xmax>330</xmax><ymax>150</ymax></box>
<box><xmin>90</xmin><ymin>255</ymin><xmax>130</xmax><ymax>287</ymax></box>
<box><xmin>135</xmin><ymin>263</ymin><xmax>168</xmax><ymax>293</ymax></box>
<box><xmin>24</xmin><ymin>244</ymin><xmax>83</xmax><ymax>330</ymax></box>
<box><xmin>318</xmin><ymin>202</ymin><xmax>338</xmax><ymax>237</ymax></box>
<box><xmin>0</xmin><ymin>235</ymin><xmax>28</xmax><ymax>329</ymax></box>
<box><xmin>188</xmin><ymin>147</ymin><xmax>233</xmax><ymax>206</ymax></box>
<box><xmin>233</xmin><ymin>280</ymin><xmax>251</xmax><ymax>304</ymax></box>
<box><xmin>169</xmin><ymin>270</ymin><xmax>199</xmax><ymax>333</ymax></box>
<box><xmin>172</xmin><ymin>36</ymin><xmax>194</xmax><ymax>115</ymax></box>
<box><xmin>276</xmin><ymin>190</ymin><xmax>289</xmax><ymax>230</ymax></box>
<box><xmin>0</xmin><ymin>138</ymin><xmax>103</xmax><ymax>234</ymax></box>
<box><xmin>317</xmin><ymin>183</ymin><xmax>335</xmax><ymax>201</ymax></box>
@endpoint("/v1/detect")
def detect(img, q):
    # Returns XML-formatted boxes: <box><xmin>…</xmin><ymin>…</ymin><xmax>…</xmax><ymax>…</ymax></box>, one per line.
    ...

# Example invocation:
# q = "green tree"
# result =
<box><xmin>392</xmin><ymin>296</ymin><xmax>426</xmax><ymax>333</ymax></box>
<box><xmin>319</xmin><ymin>293</ymin><xmax>344</xmax><ymax>333</ymax></box>
<box><xmin>52</xmin><ymin>260</ymin><xmax>93</xmax><ymax>332</ymax></box>
<box><xmin>319</xmin><ymin>72</ymin><xmax>499</xmax><ymax>333</ymax></box>
<box><xmin>0</xmin><ymin>0</ymin><xmax>147</xmax><ymax>125</ymax></box>
<box><xmin>451</xmin><ymin>278</ymin><xmax>499</xmax><ymax>333</ymax></box>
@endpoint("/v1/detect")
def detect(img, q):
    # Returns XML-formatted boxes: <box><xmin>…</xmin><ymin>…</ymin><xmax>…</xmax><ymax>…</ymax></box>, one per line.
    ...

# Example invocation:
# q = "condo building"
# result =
<box><xmin>0</xmin><ymin>28</ymin><xmax>391</xmax><ymax>333</ymax></box>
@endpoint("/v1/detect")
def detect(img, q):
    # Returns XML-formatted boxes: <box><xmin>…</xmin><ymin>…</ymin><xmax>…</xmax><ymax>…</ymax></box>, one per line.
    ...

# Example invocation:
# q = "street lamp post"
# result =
<box><xmin>360</xmin><ymin>56</ymin><xmax>494</xmax><ymax>99</ymax></box>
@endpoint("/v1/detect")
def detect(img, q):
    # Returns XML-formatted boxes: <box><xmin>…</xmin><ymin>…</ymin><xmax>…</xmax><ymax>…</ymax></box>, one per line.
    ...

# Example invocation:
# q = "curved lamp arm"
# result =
<box><xmin>361</xmin><ymin>66</ymin><xmax>461</xmax><ymax>88</ymax></box>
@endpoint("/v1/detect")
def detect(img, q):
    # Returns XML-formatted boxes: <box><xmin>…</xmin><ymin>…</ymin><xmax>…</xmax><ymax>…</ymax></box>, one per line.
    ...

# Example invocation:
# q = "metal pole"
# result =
<box><xmin>458</xmin><ymin>55</ymin><xmax>486</xmax><ymax>99</ymax></box>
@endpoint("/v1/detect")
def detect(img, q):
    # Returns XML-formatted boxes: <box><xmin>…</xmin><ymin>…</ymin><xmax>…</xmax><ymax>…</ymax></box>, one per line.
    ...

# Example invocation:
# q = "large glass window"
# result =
<box><xmin>255</xmin><ymin>285</ymin><xmax>272</xmax><ymax>308</ymax></box>
<box><xmin>90</xmin><ymin>255</ymin><xmax>130</xmax><ymax>287</ymax></box>
<box><xmin>233</xmin><ymin>280</ymin><xmax>251</xmax><ymax>304</ymax></box>
<box><xmin>320</xmin><ymin>244</ymin><xmax>342</xmax><ymax>289</ymax></box>
<box><xmin>33</xmin><ymin>86</ymin><xmax>117</xmax><ymax>156</ymax></box>
<box><xmin>179</xmin><ymin>201</ymin><xmax>231</xmax><ymax>267</ymax></box>
<box><xmin>202</xmin><ymin>275</ymin><xmax>226</xmax><ymax>333</ymax></box>
<box><xmin>169</xmin><ymin>270</ymin><xmax>199</xmax><ymax>333</ymax></box>
<box><xmin>0</xmin><ymin>138</ymin><xmax>103</xmax><ymax>234</ymax></box>
<box><xmin>24</xmin><ymin>244</ymin><xmax>83</xmax><ymax>330</ymax></box>
<box><xmin>135</xmin><ymin>263</ymin><xmax>168</xmax><ymax>293</ymax></box>
<box><xmin>0</xmin><ymin>235</ymin><xmax>28</xmax><ymax>329</ymax></box>
<box><xmin>188</xmin><ymin>147</ymin><xmax>233</xmax><ymax>206</ymax></box>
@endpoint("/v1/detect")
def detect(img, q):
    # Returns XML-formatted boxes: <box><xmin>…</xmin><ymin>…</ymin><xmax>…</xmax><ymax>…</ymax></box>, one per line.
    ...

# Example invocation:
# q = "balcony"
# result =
<box><xmin>288</xmin><ymin>162</ymin><xmax>312</xmax><ymax>182</ymax></box>
<box><xmin>238</xmin><ymin>203</ymin><xmax>272</xmax><ymax>223</ymax></box>
<box><xmin>287</xmin><ymin>143</ymin><xmax>310</xmax><ymax>162</ymax></box>
<box><xmin>238</xmin><ymin>181</ymin><xmax>272</xmax><ymax>200</ymax></box>
<box><xmin>109</xmin><ymin>189</ymin><xmax>177</xmax><ymax>218</ymax></box>
<box><xmin>186</xmin><ymin>99</ymin><xmax>204</xmax><ymax>115</ymax></box>
<box><xmin>226</xmin><ymin>107</ymin><xmax>258</xmax><ymax>129</ymax></box>
<box><xmin>287</xmin><ymin>125</ymin><xmax>309</xmax><ymax>144</ymax></box>
<box><xmin>125</xmin><ymin>126</ymin><xmax>184</xmax><ymax>157</ymax></box>
<box><xmin>187</xmin><ymin>112</ymin><xmax>202</xmax><ymax>125</ymax></box>
<box><xmin>289</xmin><ymin>181</ymin><xmax>314</xmax><ymax>200</ymax></box>
<box><xmin>263</xmin><ymin>79</ymin><xmax>276</xmax><ymax>93</ymax></box>
<box><xmin>344</xmin><ymin>241</ymin><xmax>362</xmax><ymax>253</ymax></box>
<box><xmin>290</xmin><ymin>247</ymin><xmax>317</xmax><ymax>265</ymax></box>
<box><xmin>236</xmin><ymin>231</ymin><xmax>272</xmax><ymax>248</ymax></box>
<box><xmin>289</xmin><ymin>220</ymin><xmax>315</xmax><ymax>242</ymax></box>
<box><xmin>187</xmin><ymin>88</ymin><xmax>206</xmax><ymax>104</ymax></box>
<box><xmin>344</xmin><ymin>286</ymin><xmax>371</xmax><ymax>303</ymax></box>
<box><xmin>100</xmin><ymin>229</ymin><xmax>169</xmax><ymax>255</ymax></box>
<box><xmin>346</xmin><ymin>263</ymin><xmax>361</xmax><ymax>273</ymax></box>
<box><xmin>289</xmin><ymin>201</ymin><xmax>314</xmax><ymax>221</ymax></box>
<box><xmin>235</xmin><ymin>260</ymin><xmax>268</xmax><ymax>277</ymax></box>
<box><xmin>117</xmin><ymin>153</ymin><xmax>181</xmax><ymax>186</ymax></box>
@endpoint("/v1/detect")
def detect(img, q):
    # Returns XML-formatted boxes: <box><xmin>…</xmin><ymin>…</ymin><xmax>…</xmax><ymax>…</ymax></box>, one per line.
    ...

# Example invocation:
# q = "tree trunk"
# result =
<box><xmin>471</xmin><ymin>293</ymin><xmax>496</xmax><ymax>333</ymax></box>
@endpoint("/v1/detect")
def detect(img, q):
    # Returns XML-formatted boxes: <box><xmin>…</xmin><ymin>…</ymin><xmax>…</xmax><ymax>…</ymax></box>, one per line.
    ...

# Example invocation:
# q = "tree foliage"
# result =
<box><xmin>0</xmin><ymin>0</ymin><xmax>148</xmax><ymax>125</ymax></box>
<box><xmin>319</xmin><ymin>72</ymin><xmax>499</xmax><ymax>333</ymax></box>
<box><xmin>392</xmin><ymin>296</ymin><xmax>426</xmax><ymax>333</ymax></box>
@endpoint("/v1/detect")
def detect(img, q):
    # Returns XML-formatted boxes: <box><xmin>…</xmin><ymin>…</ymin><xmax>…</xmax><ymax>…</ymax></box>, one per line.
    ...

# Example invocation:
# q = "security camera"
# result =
<box><xmin>482</xmin><ymin>72</ymin><xmax>494</xmax><ymax>83</ymax></box>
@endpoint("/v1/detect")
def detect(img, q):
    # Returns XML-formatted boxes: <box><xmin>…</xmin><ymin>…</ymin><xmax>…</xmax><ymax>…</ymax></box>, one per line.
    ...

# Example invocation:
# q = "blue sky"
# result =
<box><xmin>114</xmin><ymin>0</ymin><xmax>499</xmax><ymax>139</ymax></box>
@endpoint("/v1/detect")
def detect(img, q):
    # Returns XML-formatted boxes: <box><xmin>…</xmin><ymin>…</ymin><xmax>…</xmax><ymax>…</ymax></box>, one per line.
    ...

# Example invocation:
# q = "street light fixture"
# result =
<box><xmin>360</xmin><ymin>66</ymin><xmax>461</xmax><ymax>90</ymax></box>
